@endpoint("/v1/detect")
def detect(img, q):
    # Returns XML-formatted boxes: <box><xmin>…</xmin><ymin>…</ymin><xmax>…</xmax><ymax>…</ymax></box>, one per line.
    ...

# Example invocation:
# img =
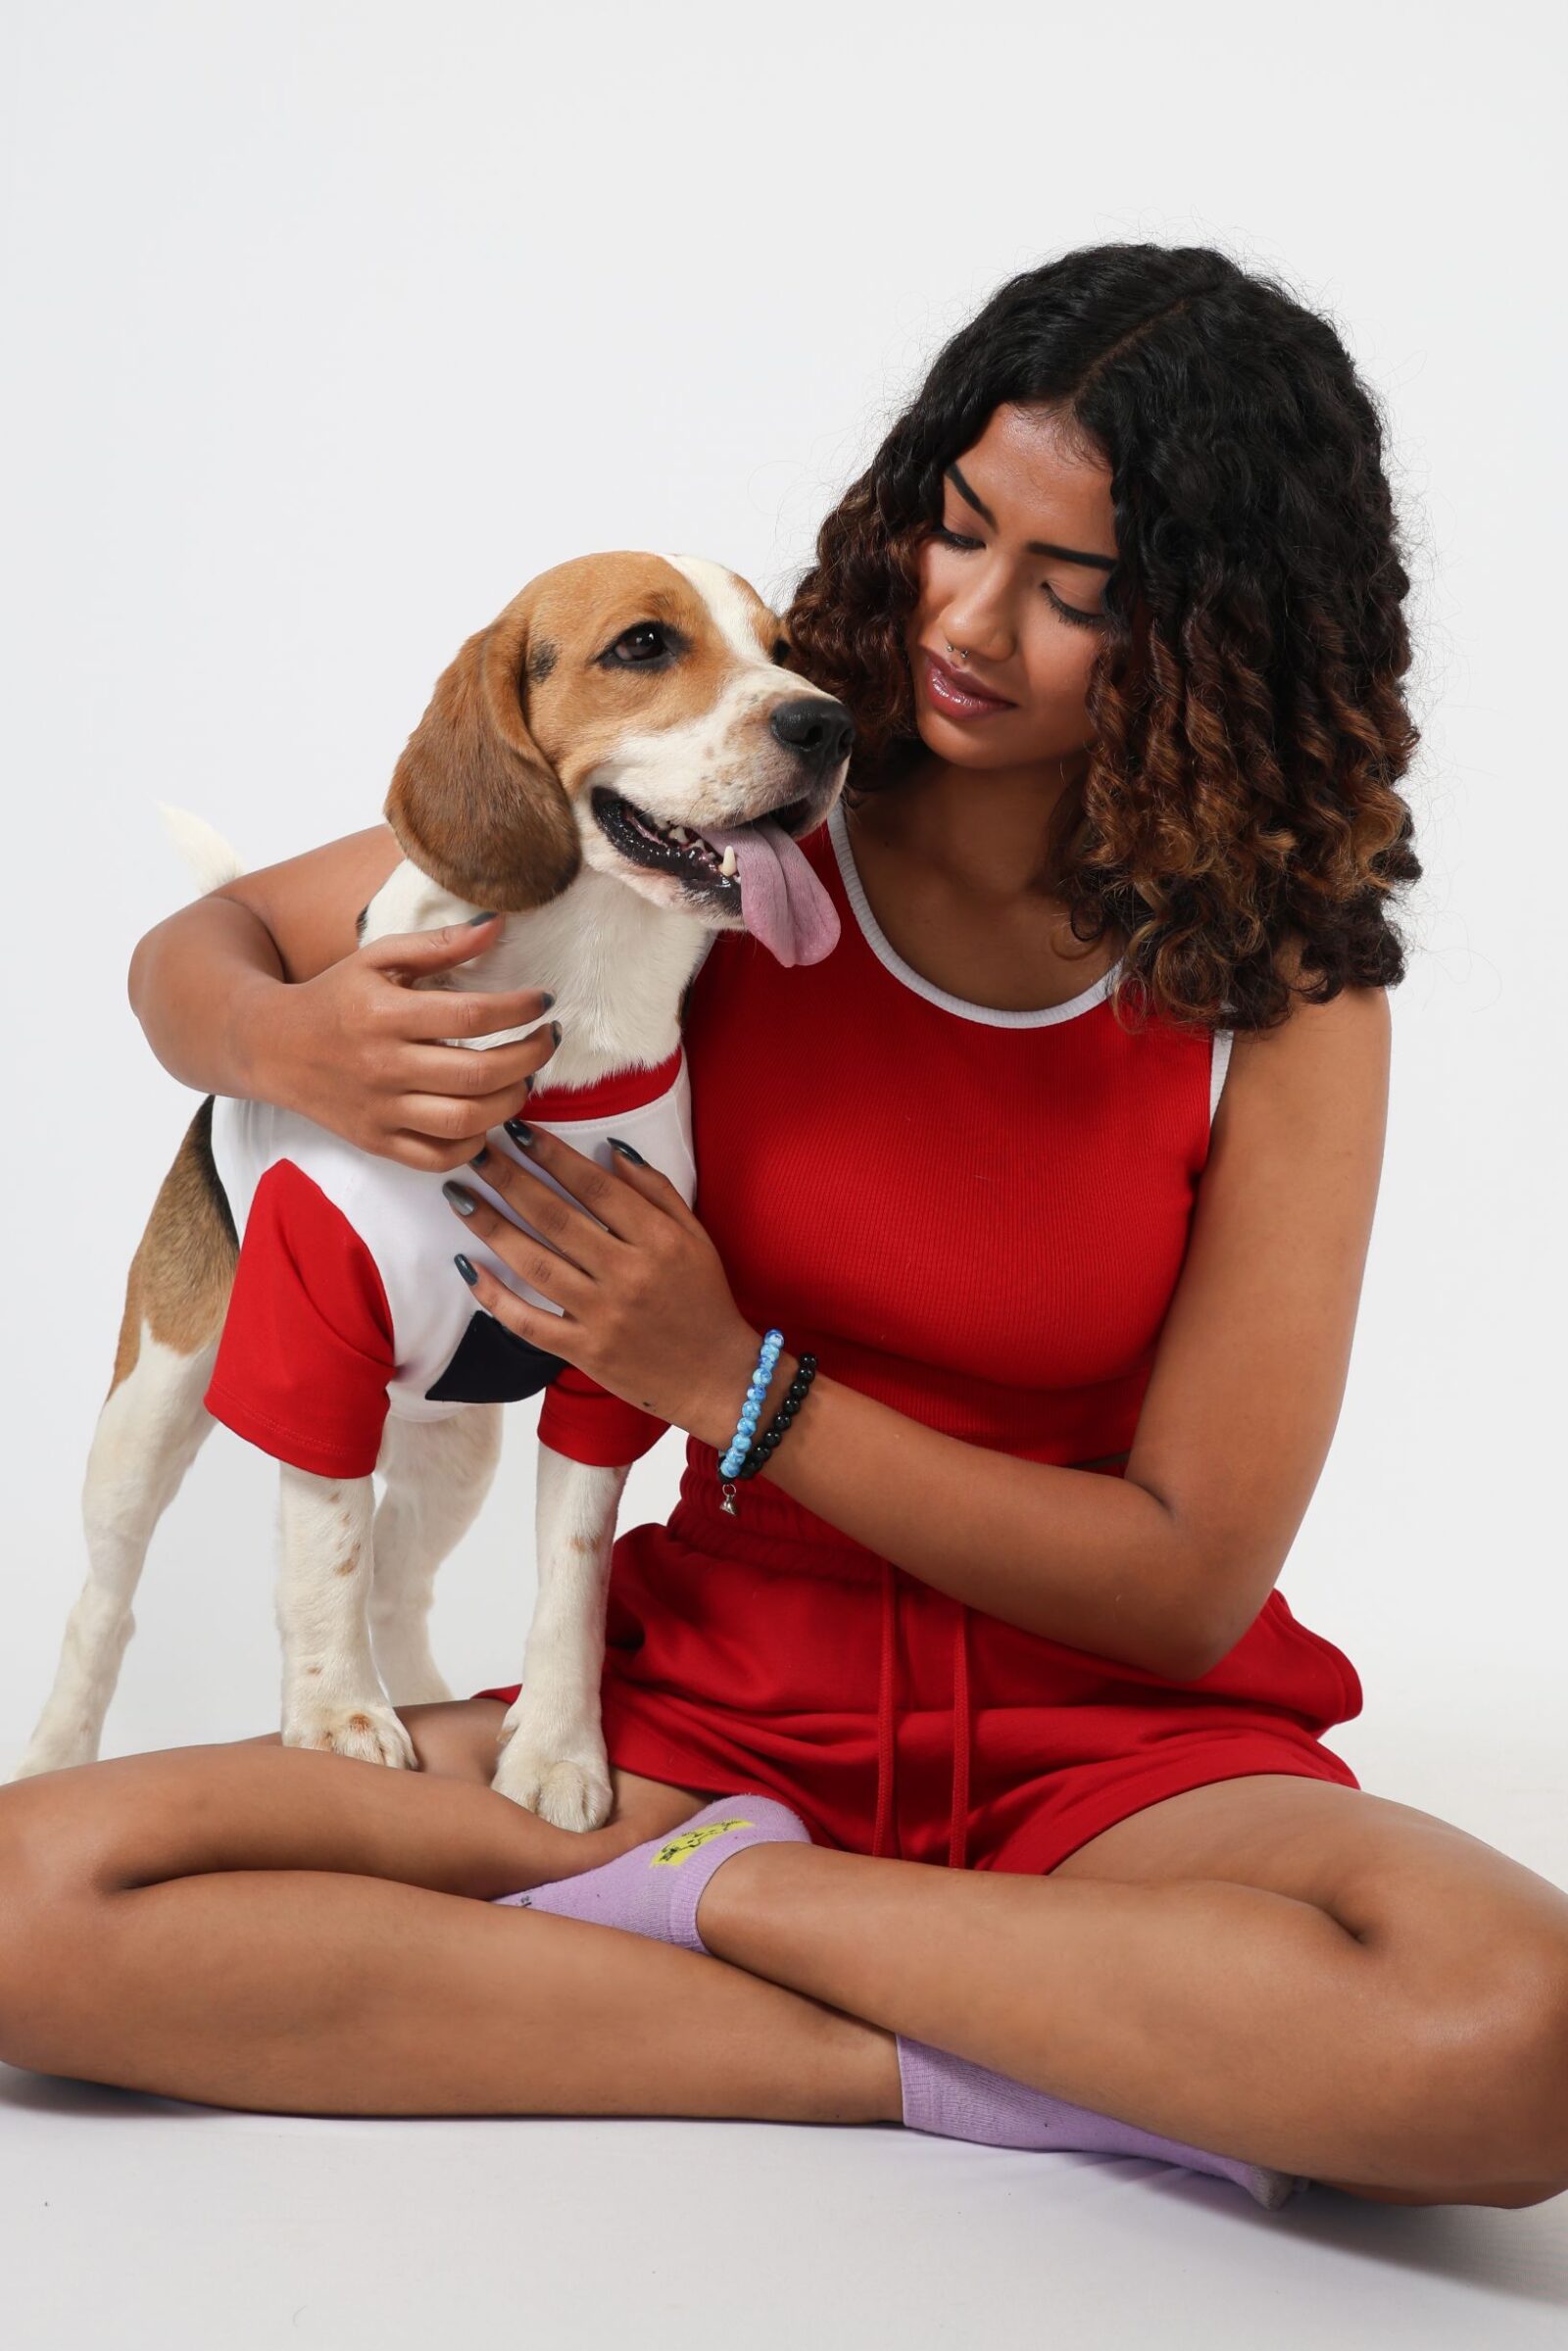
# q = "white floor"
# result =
<box><xmin>5</xmin><ymin>2092</ymin><xmax>1567</xmax><ymax>2351</ymax></box>
<box><xmin>2</xmin><ymin>1703</ymin><xmax>1565</xmax><ymax>2350</ymax></box>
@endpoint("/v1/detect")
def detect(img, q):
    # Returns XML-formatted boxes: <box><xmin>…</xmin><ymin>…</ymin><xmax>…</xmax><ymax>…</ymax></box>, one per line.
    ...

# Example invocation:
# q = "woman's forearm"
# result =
<box><xmin>127</xmin><ymin>894</ymin><xmax>290</xmax><ymax>1102</ymax></box>
<box><xmin>689</xmin><ymin>1331</ymin><xmax>1201</xmax><ymax>1682</ymax></box>
<box><xmin>123</xmin><ymin>826</ymin><xmax>555</xmax><ymax>1164</ymax></box>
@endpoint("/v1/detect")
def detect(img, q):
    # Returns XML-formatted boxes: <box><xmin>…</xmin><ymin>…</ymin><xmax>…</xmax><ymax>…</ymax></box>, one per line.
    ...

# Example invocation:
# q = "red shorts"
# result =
<box><xmin>472</xmin><ymin>1461</ymin><xmax>1363</xmax><ymax>1876</ymax></box>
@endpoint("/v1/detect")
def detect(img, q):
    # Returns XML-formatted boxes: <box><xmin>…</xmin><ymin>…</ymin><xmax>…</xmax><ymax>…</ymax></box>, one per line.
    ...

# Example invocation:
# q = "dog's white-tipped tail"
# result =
<box><xmin>158</xmin><ymin>804</ymin><xmax>247</xmax><ymax>892</ymax></box>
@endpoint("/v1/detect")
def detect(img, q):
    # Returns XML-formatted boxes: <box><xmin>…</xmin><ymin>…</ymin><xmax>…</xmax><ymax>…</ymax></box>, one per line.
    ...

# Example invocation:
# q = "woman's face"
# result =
<box><xmin>904</xmin><ymin>402</ymin><xmax>1119</xmax><ymax>777</ymax></box>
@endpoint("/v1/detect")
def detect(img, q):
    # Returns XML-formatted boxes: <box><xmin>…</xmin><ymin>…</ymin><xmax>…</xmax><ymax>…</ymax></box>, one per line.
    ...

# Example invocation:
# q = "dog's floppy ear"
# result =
<box><xmin>385</xmin><ymin>596</ymin><xmax>582</xmax><ymax>911</ymax></box>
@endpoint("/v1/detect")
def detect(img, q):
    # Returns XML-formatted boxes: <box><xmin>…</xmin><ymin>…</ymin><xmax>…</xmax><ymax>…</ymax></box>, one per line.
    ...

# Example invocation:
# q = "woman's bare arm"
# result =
<box><xmin>126</xmin><ymin>824</ymin><xmax>563</xmax><ymax>1169</ymax></box>
<box><xmin>127</xmin><ymin>824</ymin><xmax>392</xmax><ymax>1085</ymax></box>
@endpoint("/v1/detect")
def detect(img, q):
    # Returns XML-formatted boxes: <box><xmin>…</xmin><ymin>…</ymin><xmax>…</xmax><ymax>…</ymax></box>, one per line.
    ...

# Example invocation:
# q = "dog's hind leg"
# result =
<box><xmin>10</xmin><ymin>1102</ymin><xmax>236</xmax><ymax>1781</ymax></box>
<box><xmin>368</xmin><ymin>1406</ymin><xmax>503</xmax><ymax>1707</ymax></box>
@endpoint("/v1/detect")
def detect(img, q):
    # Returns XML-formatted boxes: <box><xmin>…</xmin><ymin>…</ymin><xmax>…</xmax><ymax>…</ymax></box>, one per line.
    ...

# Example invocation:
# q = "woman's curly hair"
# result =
<box><xmin>784</xmin><ymin>242</ymin><xmax>1423</xmax><ymax>1037</ymax></box>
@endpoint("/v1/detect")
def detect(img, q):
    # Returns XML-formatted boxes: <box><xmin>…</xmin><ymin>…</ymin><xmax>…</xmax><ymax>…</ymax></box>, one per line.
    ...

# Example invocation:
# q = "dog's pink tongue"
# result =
<box><xmin>698</xmin><ymin>818</ymin><xmax>841</xmax><ymax>966</ymax></box>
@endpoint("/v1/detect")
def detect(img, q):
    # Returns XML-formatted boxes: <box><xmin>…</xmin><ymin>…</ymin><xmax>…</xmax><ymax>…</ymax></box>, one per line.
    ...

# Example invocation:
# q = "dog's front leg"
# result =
<box><xmin>490</xmin><ymin>1444</ymin><xmax>631</xmax><ymax>1830</ymax></box>
<box><xmin>276</xmin><ymin>1466</ymin><xmax>416</xmax><ymax>1769</ymax></box>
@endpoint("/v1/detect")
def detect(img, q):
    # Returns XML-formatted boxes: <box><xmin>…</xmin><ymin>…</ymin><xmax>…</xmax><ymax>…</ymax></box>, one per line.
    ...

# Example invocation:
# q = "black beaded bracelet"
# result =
<box><xmin>732</xmin><ymin>1353</ymin><xmax>817</xmax><ymax>1480</ymax></box>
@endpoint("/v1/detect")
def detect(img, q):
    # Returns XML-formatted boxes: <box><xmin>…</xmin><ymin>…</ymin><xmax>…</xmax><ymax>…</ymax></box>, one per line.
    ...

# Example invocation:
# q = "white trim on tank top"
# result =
<box><xmin>827</xmin><ymin>798</ymin><xmax>1123</xmax><ymax>1029</ymax></box>
<box><xmin>827</xmin><ymin>798</ymin><xmax>1234</xmax><ymax>1129</ymax></box>
<box><xmin>1209</xmin><ymin>1026</ymin><xmax>1234</xmax><ymax>1127</ymax></box>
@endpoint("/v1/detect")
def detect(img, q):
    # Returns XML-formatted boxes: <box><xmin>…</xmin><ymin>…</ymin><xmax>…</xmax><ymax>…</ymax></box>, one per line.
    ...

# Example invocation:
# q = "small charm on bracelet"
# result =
<box><xmin>720</xmin><ymin>1480</ymin><xmax>739</xmax><ymax>1515</ymax></box>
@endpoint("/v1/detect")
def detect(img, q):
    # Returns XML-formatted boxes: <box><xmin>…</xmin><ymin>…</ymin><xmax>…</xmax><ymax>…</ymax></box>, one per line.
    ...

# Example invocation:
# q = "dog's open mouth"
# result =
<box><xmin>589</xmin><ymin>786</ymin><xmax>839</xmax><ymax>967</ymax></box>
<box><xmin>591</xmin><ymin>788</ymin><xmax>809</xmax><ymax>894</ymax></box>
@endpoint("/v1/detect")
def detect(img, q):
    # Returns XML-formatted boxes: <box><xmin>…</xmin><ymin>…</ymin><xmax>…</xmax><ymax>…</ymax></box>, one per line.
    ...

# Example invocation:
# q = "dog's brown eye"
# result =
<box><xmin>609</xmin><ymin>622</ymin><xmax>672</xmax><ymax>665</ymax></box>
<box><xmin>771</xmin><ymin>637</ymin><xmax>792</xmax><ymax>666</ymax></box>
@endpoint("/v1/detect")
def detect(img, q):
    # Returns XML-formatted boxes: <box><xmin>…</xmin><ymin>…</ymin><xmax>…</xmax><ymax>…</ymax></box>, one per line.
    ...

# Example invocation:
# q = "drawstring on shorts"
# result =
<box><xmin>873</xmin><ymin>1556</ymin><xmax>971</xmax><ymax>1871</ymax></box>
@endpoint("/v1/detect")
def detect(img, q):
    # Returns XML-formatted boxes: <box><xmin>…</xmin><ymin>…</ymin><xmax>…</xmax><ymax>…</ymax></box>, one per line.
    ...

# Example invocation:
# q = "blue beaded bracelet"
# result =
<box><xmin>717</xmin><ymin>1328</ymin><xmax>782</xmax><ymax>1513</ymax></box>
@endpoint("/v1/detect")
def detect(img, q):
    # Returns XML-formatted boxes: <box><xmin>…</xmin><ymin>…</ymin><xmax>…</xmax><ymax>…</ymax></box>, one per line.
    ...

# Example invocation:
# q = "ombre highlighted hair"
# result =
<box><xmin>784</xmin><ymin>243</ymin><xmax>1423</xmax><ymax>1038</ymax></box>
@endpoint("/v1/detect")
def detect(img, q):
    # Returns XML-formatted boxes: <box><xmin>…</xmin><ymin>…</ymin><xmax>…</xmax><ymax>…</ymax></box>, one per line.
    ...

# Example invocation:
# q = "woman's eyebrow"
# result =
<box><xmin>946</xmin><ymin>463</ymin><xmax>1116</xmax><ymax>571</ymax></box>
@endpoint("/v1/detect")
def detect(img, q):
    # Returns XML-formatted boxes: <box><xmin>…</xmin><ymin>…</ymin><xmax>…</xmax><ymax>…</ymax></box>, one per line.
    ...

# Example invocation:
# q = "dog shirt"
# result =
<box><xmin>204</xmin><ymin>1042</ymin><xmax>696</xmax><ymax>1480</ymax></box>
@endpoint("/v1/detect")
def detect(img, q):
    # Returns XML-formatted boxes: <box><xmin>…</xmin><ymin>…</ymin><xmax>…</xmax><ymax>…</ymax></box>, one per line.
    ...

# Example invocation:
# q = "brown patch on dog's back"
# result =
<box><xmin>110</xmin><ymin>1098</ymin><xmax>239</xmax><ymax>1396</ymax></box>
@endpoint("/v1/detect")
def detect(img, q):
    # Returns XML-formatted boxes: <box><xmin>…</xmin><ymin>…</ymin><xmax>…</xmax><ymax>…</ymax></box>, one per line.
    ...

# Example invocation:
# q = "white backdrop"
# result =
<box><xmin>5</xmin><ymin>5</ymin><xmax>1567</xmax><ymax>2341</ymax></box>
<box><xmin>1</xmin><ymin>8</ymin><xmax>1562</xmax><ymax>1879</ymax></box>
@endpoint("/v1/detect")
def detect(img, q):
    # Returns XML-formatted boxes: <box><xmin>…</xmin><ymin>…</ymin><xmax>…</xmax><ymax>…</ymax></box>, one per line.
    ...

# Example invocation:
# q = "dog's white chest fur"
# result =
<box><xmin>365</xmin><ymin>858</ymin><xmax>715</xmax><ymax>1084</ymax></box>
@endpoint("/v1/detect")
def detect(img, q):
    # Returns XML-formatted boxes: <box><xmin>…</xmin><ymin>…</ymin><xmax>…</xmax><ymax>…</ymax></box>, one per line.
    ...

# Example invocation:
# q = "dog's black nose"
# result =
<box><xmin>770</xmin><ymin>696</ymin><xmax>856</xmax><ymax>771</ymax></box>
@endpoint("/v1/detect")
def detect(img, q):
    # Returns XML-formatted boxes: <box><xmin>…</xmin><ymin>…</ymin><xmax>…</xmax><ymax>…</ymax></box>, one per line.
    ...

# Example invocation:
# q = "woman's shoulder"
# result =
<box><xmin>1231</xmin><ymin>931</ymin><xmax>1392</xmax><ymax>1039</ymax></box>
<box><xmin>1218</xmin><ymin>932</ymin><xmax>1390</xmax><ymax>1144</ymax></box>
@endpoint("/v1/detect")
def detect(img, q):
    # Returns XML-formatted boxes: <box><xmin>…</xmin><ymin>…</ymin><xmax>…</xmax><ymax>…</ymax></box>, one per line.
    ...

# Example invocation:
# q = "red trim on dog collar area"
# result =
<box><xmin>523</xmin><ymin>1042</ymin><xmax>684</xmax><ymax>1122</ymax></box>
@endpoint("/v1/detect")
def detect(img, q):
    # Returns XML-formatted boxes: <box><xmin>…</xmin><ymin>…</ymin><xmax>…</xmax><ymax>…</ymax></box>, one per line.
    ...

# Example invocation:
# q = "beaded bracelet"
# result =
<box><xmin>733</xmin><ymin>1355</ymin><xmax>817</xmax><ymax>1483</ymax></box>
<box><xmin>716</xmin><ymin>1328</ymin><xmax>783</xmax><ymax>1510</ymax></box>
<box><xmin>719</xmin><ymin>1353</ymin><xmax>822</xmax><ymax>1513</ymax></box>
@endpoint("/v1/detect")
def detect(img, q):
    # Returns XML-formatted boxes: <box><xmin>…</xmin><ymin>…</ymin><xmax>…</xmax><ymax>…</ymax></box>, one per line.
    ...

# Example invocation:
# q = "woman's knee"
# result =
<box><xmin>0</xmin><ymin>1783</ymin><xmax>104</xmax><ymax>2072</ymax></box>
<box><xmin>1396</xmin><ymin>1930</ymin><xmax>1568</xmax><ymax>2193</ymax></box>
<box><xmin>0</xmin><ymin>1756</ymin><xmax>102</xmax><ymax>1894</ymax></box>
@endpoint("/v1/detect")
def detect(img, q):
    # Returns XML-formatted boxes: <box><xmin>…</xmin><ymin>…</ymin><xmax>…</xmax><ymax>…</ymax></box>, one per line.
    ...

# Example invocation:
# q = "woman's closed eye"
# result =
<box><xmin>929</xmin><ymin>523</ymin><xmax>1104</xmax><ymax>629</ymax></box>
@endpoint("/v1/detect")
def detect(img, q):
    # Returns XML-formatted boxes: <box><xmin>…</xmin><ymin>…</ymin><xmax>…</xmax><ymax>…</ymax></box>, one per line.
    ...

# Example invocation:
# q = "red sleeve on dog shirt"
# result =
<box><xmin>536</xmin><ymin>1360</ymin><xmax>669</xmax><ymax>1468</ymax></box>
<box><xmin>205</xmin><ymin>1159</ymin><xmax>396</xmax><ymax>1481</ymax></box>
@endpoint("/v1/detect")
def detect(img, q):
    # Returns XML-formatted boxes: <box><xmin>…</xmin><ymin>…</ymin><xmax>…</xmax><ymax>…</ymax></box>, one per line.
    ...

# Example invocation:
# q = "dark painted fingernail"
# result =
<box><xmin>505</xmin><ymin>1118</ymin><xmax>535</xmax><ymax>1148</ymax></box>
<box><xmin>539</xmin><ymin>991</ymin><xmax>556</xmax><ymax>1009</ymax></box>
<box><xmin>551</xmin><ymin>1020</ymin><xmax>563</xmax><ymax>1046</ymax></box>
<box><xmin>443</xmin><ymin>1182</ymin><xmax>477</xmax><ymax>1216</ymax></box>
<box><xmin>608</xmin><ymin>1137</ymin><xmax>646</xmax><ymax>1164</ymax></box>
<box><xmin>466</xmin><ymin>911</ymin><xmax>499</xmax><ymax>925</ymax></box>
<box><xmin>470</xmin><ymin>1147</ymin><xmax>490</xmax><ymax>1167</ymax></box>
<box><xmin>524</xmin><ymin>1075</ymin><xmax>535</xmax><ymax>1095</ymax></box>
<box><xmin>455</xmin><ymin>1253</ymin><xmax>479</xmax><ymax>1285</ymax></box>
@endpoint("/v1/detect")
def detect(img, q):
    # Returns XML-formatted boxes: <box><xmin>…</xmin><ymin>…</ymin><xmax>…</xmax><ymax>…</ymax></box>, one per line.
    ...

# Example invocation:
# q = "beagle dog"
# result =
<box><xmin>10</xmin><ymin>553</ymin><xmax>854</xmax><ymax>1827</ymax></box>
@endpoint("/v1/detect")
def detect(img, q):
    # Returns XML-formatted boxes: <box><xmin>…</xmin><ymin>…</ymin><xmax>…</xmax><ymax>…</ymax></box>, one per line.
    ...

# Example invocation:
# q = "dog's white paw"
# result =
<box><xmin>491</xmin><ymin>1735</ymin><xmax>612</xmax><ymax>1832</ymax></box>
<box><xmin>283</xmin><ymin>1698</ymin><xmax>417</xmax><ymax>1770</ymax></box>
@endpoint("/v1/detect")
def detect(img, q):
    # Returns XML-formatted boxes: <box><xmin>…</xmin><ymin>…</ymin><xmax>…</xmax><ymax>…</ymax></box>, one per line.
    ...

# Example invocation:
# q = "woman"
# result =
<box><xmin>3</xmin><ymin>242</ymin><xmax>1565</xmax><ymax>2210</ymax></box>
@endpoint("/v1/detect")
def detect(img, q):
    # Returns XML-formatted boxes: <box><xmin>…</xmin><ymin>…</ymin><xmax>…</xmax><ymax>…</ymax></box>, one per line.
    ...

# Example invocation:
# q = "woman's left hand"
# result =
<box><xmin>441</xmin><ymin>1127</ymin><xmax>761</xmax><ymax>1440</ymax></box>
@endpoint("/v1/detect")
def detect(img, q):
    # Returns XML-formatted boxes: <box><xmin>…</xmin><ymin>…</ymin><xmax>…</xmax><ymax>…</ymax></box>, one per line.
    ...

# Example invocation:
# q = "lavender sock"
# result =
<box><xmin>896</xmin><ymin>2037</ymin><xmax>1311</xmax><ymax>2210</ymax></box>
<box><xmin>494</xmin><ymin>1792</ymin><xmax>810</xmax><ymax>1953</ymax></box>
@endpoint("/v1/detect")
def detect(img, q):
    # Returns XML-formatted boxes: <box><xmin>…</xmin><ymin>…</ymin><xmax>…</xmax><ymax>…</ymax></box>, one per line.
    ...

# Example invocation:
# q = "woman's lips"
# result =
<box><xmin>920</xmin><ymin>648</ymin><xmax>1015</xmax><ymax>718</ymax></box>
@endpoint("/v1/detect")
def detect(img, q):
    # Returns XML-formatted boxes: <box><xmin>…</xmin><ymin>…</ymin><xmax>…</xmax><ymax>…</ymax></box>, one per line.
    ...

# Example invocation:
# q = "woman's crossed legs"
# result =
<box><xmin>0</xmin><ymin>1696</ymin><xmax>1564</xmax><ymax>2211</ymax></box>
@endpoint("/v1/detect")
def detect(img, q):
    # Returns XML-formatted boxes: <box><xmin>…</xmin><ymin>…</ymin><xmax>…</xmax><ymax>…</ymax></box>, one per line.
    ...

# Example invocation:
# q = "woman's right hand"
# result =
<box><xmin>256</xmin><ymin>915</ymin><xmax>562</xmax><ymax>1171</ymax></box>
